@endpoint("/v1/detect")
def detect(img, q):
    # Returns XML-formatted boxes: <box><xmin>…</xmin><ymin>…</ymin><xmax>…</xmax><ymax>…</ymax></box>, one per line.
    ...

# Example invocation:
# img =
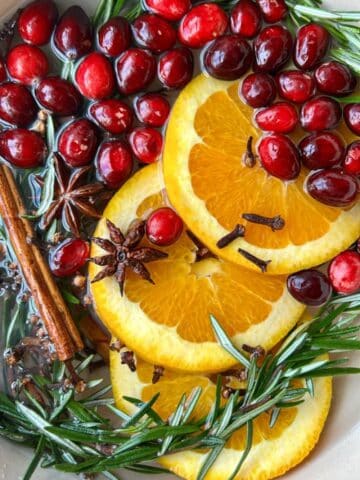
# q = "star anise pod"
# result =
<box><xmin>90</xmin><ymin>219</ymin><xmax>168</xmax><ymax>295</ymax></box>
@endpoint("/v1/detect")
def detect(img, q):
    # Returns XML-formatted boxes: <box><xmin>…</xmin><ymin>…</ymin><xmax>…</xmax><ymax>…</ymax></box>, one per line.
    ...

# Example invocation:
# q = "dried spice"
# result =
<box><xmin>152</xmin><ymin>365</ymin><xmax>165</xmax><ymax>384</ymax></box>
<box><xmin>216</xmin><ymin>224</ymin><xmax>245</xmax><ymax>249</ymax></box>
<box><xmin>121</xmin><ymin>350</ymin><xmax>136</xmax><ymax>372</ymax></box>
<box><xmin>186</xmin><ymin>230</ymin><xmax>216</xmax><ymax>261</ymax></box>
<box><xmin>242</xmin><ymin>213</ymin><xmax>285</xmax><ymax>231</ymax></box>
<box><xmin>242</xmin><ymin>343</ymin><xmax>265</xmax><ymax>359</ymax></box>
<box><xmin>243</xmin><ymin>136</ymin><xmax>256</xmax><ymax>168</ymax></box>
<box><xmin>238</xmin><ymin>248</ymin><xmax>271</xmax><ymax>273</ymax></box>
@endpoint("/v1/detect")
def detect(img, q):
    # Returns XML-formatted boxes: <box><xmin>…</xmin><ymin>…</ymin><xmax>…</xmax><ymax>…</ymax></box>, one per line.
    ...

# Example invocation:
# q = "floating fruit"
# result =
<box><xmin>115</xmin><ymin>48</ymin><xmax>156</xmax><ymax>95</ymax></box>
<box><xmin>89</xmin><ymin>99</ymin><xmax>133</xmax><ymax>134</ymax></box>
<box><xmin>144</xmin><ymin>0</ymin><xmax>191</xmax><ymax>20</ymax></box>
<box><xmin>97</xmin><ymin>16</ymin><xmax>131</xmax><ymax>57</ymax></box>
<box><xmin>18</xmin><ymin>0</ymin><xmax>58</xmax><ymax>46</ymax></box>
<box><xmin>344</xmin><ymin>141</ymin><xmax>360</xmax><ymax>176</ymax></box>
<box><xmin>315</xmin><ymin>61</ymin><xmax>356</xmax><ymax>96</ymax></box>
<box><xmin>257</xmin><ymin>0</ymin><xmax>287</xmax><ymax>23</ymax></box>
<box><xmin>328</xmin><ymin>250</ymin><xmax>360</xmax><ymax>294</ymax></box>
<box><xmin>255</xmin><ymin>102</ymin><xmax>298</xmax><ymax>134</ymax></box>
<box><xmin>146</xmin><ymin>207</ymin><xmax>183</xmax><ymax>246</ymax></box>
<box><xmin>287</xmin><ymin>269</ymin><xmax>332</xmax><ymax>306</ymax></box>
<box><xmin>7</xmin><ymin>44</ymin><xmax>49</xmax><ymax>86</ymax></box>
<box><xmin>134</xmin><ymin>93</ymin><xmax>170</xmax><ymax>127</ymax></box>
<box><xmin>96</xmin><ymin>140</ymin><xmax>133</xmax><ymax>189</ymax></box>
<box><xmin>0</xmin><ymin>128</ymin><xmax>47</xmax><ymax>168</ymax></box>
<box><xmin>258</xmin><ymin>133</ymin><xmax>300</xmax><ymax>180</ymax></box>
<box><xmin>132</xmin><ymin>13</ymin><xmax>176</xmax><ymax>53</ymax></box>
<box><xmin>54</xmin><ymin>6</ymin><xmax>92</xmax><ymax>59</ymax></box>
<box><xmin>0</xmin><ymin>82</ymin><xmax>37</xmax><ymax>127</ymax></box>
<box><xmin>299</xmin><ymin>132</ymin><xmax>345</xmax><ymax>170</ymax></box>
<box><xmin>241</xmin><ymin>72</ymin><xmax>276</xmax><ymax>107</ymax></box>
<box><xmin>306</xmin><ymin>169</ymin><xmax>358</xmax><ymax>207</ymax></box>
<box><xmin>157</xmin><ymin>47</ymin><xmax>193</xmax><ymax>89</ymax></box>
<box><xmin>294</xmin><ymin>23</ymin><xmax>329</xmax><ymax>70</ymax></box>
<box><xmin>50</xmin><ymin>238</ymin><xmax>89</xmax><ymax>277</ymax></box>
<box><xmin>254</xmin><ymin>25</ymin><xmax>292</xmax><ymax>73</ymax></box>
<box><xmin>230</xmin><ymin>0</ymin><xmax>262</xmax><ymax>38</ymax></box>
<box><xmin>75</xmin><ymin>52</ymin><xmax>115</xmax><ymax>100</ymax></box>
<box><xmin>58</xmin><ymin>118</ymin><xmax>99</xmax><ymax>167</ymax></box>
<box><xmin>276</xmin><ymin>70</ymin><xmax>315</xmax><ymax>104</ymax></box>
<box><xmin>129</xmin><ymin>127</ymin><xmax>163</xmax><ymax>164</ymax></box>
<box><xmin>344</xmin><ymin>104</ymin><xmax>360</xmax><ymax>136</ymax></box>
<box><xmin>35</xmin><ymin>76</ymin><xmax>82</xmax><ymax>116</ymax></box>
<box><xmin>300</xmin><ymin>96</ymin><xmax>341</xmax><ymax>132</ymax></box>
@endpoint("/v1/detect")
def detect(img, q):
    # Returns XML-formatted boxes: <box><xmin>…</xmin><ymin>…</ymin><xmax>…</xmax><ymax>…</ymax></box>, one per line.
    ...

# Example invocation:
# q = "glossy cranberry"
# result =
<box><xmin>58</xmin><ymin>119</ymin><xmax>99</xmax><ymax>167</ymax></box>
<box><xmin>258</xmin><ymin>134</ymin><xmax>300</xmax><ymax>180</ymax></box>
<box><xmin>97</xmin><ymin>17</ymin><xmax>131</xmax><ymax>57</ymax></box>
<box><xmin>344</xmin><ymin>104</ymin><xmax>360</xmax><ymax>136</ymax></box>
<box><xmin>344</xmin><ymin>141</ymin><xmax>360</xmax><ymax>177</ymax></box>
<box><xmin>135</xmin><ymin>94</ymin><xmax>170</xmax><ymax>127</ymax></box>
<box><xmin>146</xmin><ymin>207</ymin><xmax>183</xmax><ymax>246</ymax></box>
<box><xmin>315</xmin><ymin>61</ymin><xmax>356</xmax><ymax>96</ymax></box>
<box><xmin>18</xmin><ymin>0</ymin><xmax>58</xmax><ymax>46</ymax></box>
<box><xmin>287</xmin><ymin>269</ymin><xmax>332</xmax><ymax>306</ymax></box>
<box><xmin>299</xmin><ymin>132</ymin><xmax>345</xmax><ymax>170</ymax></box>
<box><xmin>0</xmin><ymin>83</ymin><xmax>37</xmax><ymax>127</ymax></box>
<box><xmin>300</xmin><ymin>97</ymin><xmax>341</xmax><ymax>132</ymax></box>
<box><xmin>328</xmin><ymin>250</ymin><xmax>360</xmax><ymax>294</ymax></box>
<box><xmin>115</xmin><ymin>48</ymin><xmax>156</xmax><ymax>95</ymax></box>
<box><xmin>50</xmin><ymin>238</ymin><xmax>89</xmax><ymax>277</ymax></box>
<box><xmin>294</xmin><ymin>24</ymin><xmax>329</xmax><ymax>71</ymax></box>
<box><xmin>158</xmin><ymin>47</ymin><xmax>193</xmax><ymax>89</ymax></box>
<box><xmin>0</xmin><ymin>58</ymin><xmax>6</xmax><ymax>83</ymax></box>
<box><xmin>240</xmin><ymin>72</ymin><xmax>275</xmax><ymax>108</ymax></box>
<box><xmin>144</xmin><ymin>0</ymin><xmax>190</xmax><ymax>21</ymax></box>
<box><xmin>257</xmin><ymin>0</ymin><xmax>287</xmax><ymax>23</ymax></box>
<box><xmin>276</xmin><ymin>70</ymin><xmax>315</xmax><ymax>104</ymax></box>
<box><xmin>132</xmin><ymin>13</ymin><xmax>176</xmax><ymax>53</ymax></box>
<box><xmin>89</xmin><ymin>99</ymin><xmax>133</xmax><ymax>135</ymax></box>
<box><xmin>96</xmin><ymin>140</ymin><xmax>133</xmax><ymax>189</ymax></box>
<box><xmin>306</xmin><ymin>169</ymin><xmax>358</xmax><ymax>207</ymax></box>
<box><xmin>254</xmin><ymin>25</ymin><xmax>292</xmax><ymax>73</ymax></box>
<box><xmin>7</xmin><ymin>44</ymin><xmax>49</xmax><ymax>86</ymax></box>
<box><xmin>178</xmin><ymin>3</ymin><xmax>228</xmax><ymax>49</ymax></box>
<box><xmin>230</xmin><ymin>0</ymin><xmax>261</xmax><ymax>39</ymax></box>
<box><xmin>255</xmin><ymin>102</ymin><xmax>298</xmax><ymax>134</ymax></box>
<box><xmin>35</xmin><ymin>77</ymin><xmax>82</xmax><ymax>116</ymax></box>
<box><xmin>75</xmin><ymin>53</ymin><xmax>115</xmax><ymax>101</ymax></box>
<box><xmin>129</xmin><ymin>127</ymin><xmax>163</xmax><ymax>164</ymax></box>
<box><xmin>54</xmin><ymin>6</ymin><xmax>92</xmax><ymax>60</ymax></box>
<box><xmin>203</xmin><ymin>35</ymin><xmax>253</xmax><ymax>81</ymax></box>
<box><xmin>0</xmin><ymin>129</ymin><xmax>46</xmax><ymax>168</ymax></box>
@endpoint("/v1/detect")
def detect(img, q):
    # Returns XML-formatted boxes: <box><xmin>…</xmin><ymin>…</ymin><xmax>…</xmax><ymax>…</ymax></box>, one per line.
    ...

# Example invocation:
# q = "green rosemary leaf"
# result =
<box><xmin>5</xmin><ymin>300</ymin><xmax>27</xmax><ymax>348</ymax></box>
<box><xmin>23</xmin><ymin>390</ymin><xmax>48</xmax><ymax>419</ymax></box>
<box><xmin>275</xmin><ymin>332</ymin><xmax>309</xmax><ymax>366</ymax></box>
<box><xmin>75</xmin><ymin>354</ymin><xmax>96</xmax><ymax>374</ymax></box>
<box><xmin>269</xmin><ymin>407</ymin><xmax>280</xmax><ymax>428</ymax></box>
<box><xmin>92</xmin><ymin>0</ymin><xmax>109</xmax><ymax>26</ymax></box>
<box><xmin>22</xmin><ymin>435</ymin><xmax>46</xmax><ymax>480</ymax></box>
<box><xmin>67</xmin><ymin>399</ymin><xmax>105</xmax><ymax>423</ymax></box>
<box><xmin>276</xmin><ymin>400</ymin><xmax>305</xmax><ymax>408</ymax></box>
<box><xmin>46</xmin><ymin>426</ymin><xmax>123</xmax><ymax>445</ymax></box>
<box><xmin>83</xmin><ymin>384</ymin><xmax>113</xmax><ymax>402</ymax></box>
<box><xmin>200</xmin><ymin>436</ymin><xmax>226</xmax><ymax>447</ymax></box>
<box><xmin>228</xmin><ymin>421</ymin><xmax>253</xmax><ymax>480</ymax></box>
<box><xmin>52</xmin><ymin>360</ymin><xmax>66</xmax><ymax>383</ymax></box>
<box><xmin>49</xmin><ymin>390</ymin><xmax>73</xmax><ymax>422</ymax></box>
<box><xmin>89</xmin><ymin>446</ymin><xmax>163</xmax><ymax>472</ymax></box>
<box><xmin>55</xmin><ymin>456</ymin><xmax>101</xmax><ymax>473</ymax></box>
<box><xmin>61</xmin><ymin>288</ymin><xmax>80</xmax><ymax>305</ymax></box>
<box><xmin>122</xmin><ymin>394</ymin><xmax>163</xmax><ymax>427</ymax></box>
<box><xmin>111</xmin><ymin>0</ymin><xmax>126</xmax><ymax>16</ymax></box>
<box><xmin>159</xmin><ymin>394</ymin><xmax>186</xmax><ymax>456</ymax></box>
<box><xmin>46</xmin><ymin>114</ymin><xmax>55</xmax><ymax>152</ymax></box>
<box><xmin>106</xmin><ymin>404</ymin><xmax>131</xmax><ymax>422</ymax></box>
<box><xmin>205</xmin><ymin>375</ymin><xmax>222</xmax><ymax>429</ymax></box>
<box><xmin>182</xmin><ymin>387</ymin><xmax>202</xmax><ymax>424</ymax></box>
<box><xmin>284</xmin><ymin>359</ymin><xmax>329</xmax><ymax>378</ymax></box>
<box><xmin>213</xmin><ymin>392</ymin><xmax>238</xmax><ymax>436</ymax></box>
<box><xmin>210</xmin><ymin>315</ymin><xmax>250</xmax><ymax>368</ymax></box>
<box><xmin>306</xmin><ymin>377</ymin><xmax>315</xmax><ymax>398</ymax></box>
<box><xmin>85</xmin><ymin>378</ymin><xmax>104</xmax><ymax>389</ymax></box>
<box><xmin>298</xmin><ymin>367</ymin><xmax>360</xmax><ymax>377</ymax></box>
<box><xmin>30</xmin><ymin>158</ymin><xmax>55</xmax><ymax>218</ymax></box>
<box><xmin>311</xmin><ymin>339</ymin><xmax>360</xmax><ymax>351</ymax></box>
<box><xmin>291</xmin><ymin>4</ymin><xmax>360</xmax><ymax>21</ymax></box>
<box><xmin>125</xmin><ymin>464</ymin><xmax>170</xmax><ymax>474</ymax></box>
<box><xmin>196</xmin><ymin>444</ymin><xmax>224</xmax><ymax>480</ymax></box>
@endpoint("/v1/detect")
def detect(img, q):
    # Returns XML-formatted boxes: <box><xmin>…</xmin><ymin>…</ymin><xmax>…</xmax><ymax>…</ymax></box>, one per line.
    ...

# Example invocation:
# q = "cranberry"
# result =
<box><xmin>54</xmin><ymin>6</ymin><xmax>92</xmax><ymax>60</ymax></box>
<box><xmin>0</xmin><ymin>82</ymin><xmax>37</xmax><ymax>127</ymax></box>
<box><xmin>115</xmin><ymin>48</ymin><xmax>156</xmax><ymax>95</ymax></box>
<box><xmin>97</xmin><ymin>17</ymin><xmax>131</xmax><ymax>57</ymax></box>
<box><xmin>135</xmin><ymin>94</ymin><xmax>170</xmax><ymax>127</ymax></box>
<box><xmin>178</xmin><ymin>3</ymin><xmax>228</xmax><ymax>49</ymax></box>
<box><xmin>0</xmin><ymin>129</ymin><xmax>46</xmax><ymax>168</ymax></box>
<box><xmin>50</xmin><ymin>238</ymin><xmax>89</xmax><ymax>277</ymax></box>
<box><xmin>89</xmin><ymin>99</ymin><xmax>133</xmax><ymax>135</ymax></box>
<box><xmin>287</xmin><ymin>269</ymin><xmax>332</xmax><ymax>306</ymax></box>
<box><xmin>146</xmin><ymin>207</ymin><xmax>183</xmax><ymax>246</ymax></box>
<box><xmin>96</xmin><ymin>140</ymin><xmax>133</xmax><ymax>189</ymax></box>
<box><xmin>258</xmin><ymin>134</ymin><xmax>300</xmax><ymax>180</ymax></box>
<box><xmin>344</xmin><ymin>104</ymin><xmax>360</xmax><ymax>136</ymax></box>
<box><xmin>255</xmin><ymin>102</ymin><xmax>298</xmax><ymax>134</ymax></box>
<box><xmin>0</xmin><ymin>57</ymin><xmax>6</xmax><ymax>83</ymax></box>
<box><xmin>254</xmin><ymin>25</ymin><xmax>292</xmax><ymax>73</ymax></box>
<box><xmin>132</xmin><ymin>13</ymin><xmax>176</xmax><ymax>53</ymax></box>
<box><xmin>315</xmin><ymin>61</ymin><xmax>356</xmax><ymax>96</ymax></box>
<box><xmin>158</xmin><ymin>47</ymin><xmax>193</xmax><ymax>89</ymax></box>
<box><xmin>240</xmin><ymin>72</ymin><xmax>276</xmax><ymax>108</ymax></box>
<box><xmin>35</xmin><ymin>76</ymin><xmax>82</xmax><ymax>116</ymax></box>
<box><xmin>144</xmin><ymin>0</ymin><xmax>190</xmax><ymax>21</ymax></box>
<box><xmin>257</xmin><ymin>0</ymin><xmax>287</xmax><ymax>23</ymax></box>
<box><xmin>328</xmin><ymin>250</ymin><xmax>360</xmax><ymax>294</ymax></box>
<box><xmin>203</xmin><ymin>35</ymin><xmax>253</xmax><ymax>81</ymax></box>
<box><xmin>299</xmin><ymin>132</ymin><xmax>345</xmax><ymax>170</ymax></box>
<box><xmin>75</xmin><ymin>52</ymin><xmax>115</xmax><ymax>101</ymax></box>
<box><xmin>344</xmin><ymin>141</ymin><xmax>360</xmax><ymax>177</ymax></box>
<box><xmin>18</xmin><ymin>0</ymin><xmax>58</xmax><ymax>46</ymax></box>
<box><xmin>306</xmin><ymin>169</ymin><xmax>358</xmax><ymax>207</ymax></box>
<box><xmin>276</xmin><ymin>70</ymin><xmax>315</xmax><ymax>104</ymax></box>
<box><xmin>294</xmin><ymin>24</ymin><xmax>329</xmax><ymax>71</ymax></box>
<box><xmin>7</xmin><ymin>44</ymin><xmax>49</xmax><ymax>86</ymax></box>
<box><xmin>129</xmin><ymin>127</ymin><xmax>163</xmax><ymax>164</ymax></box>
<box><xmin>300</xmin><ymin>96</ymin><xmax>341</xmax><ymax>132</ymax></box>
<box><xmin>230</xmin><ymin>0</ymin><xmax>262</xmax><ymax>39</ymax></box>
<box><xmin>58</xmin><ymin>119</ymin><xmax>99</xmax><ymax>167</ymax></box>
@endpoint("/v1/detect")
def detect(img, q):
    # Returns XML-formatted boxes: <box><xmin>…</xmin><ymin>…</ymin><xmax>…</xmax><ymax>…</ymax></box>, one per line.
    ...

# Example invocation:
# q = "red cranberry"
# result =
<box><xmin>178</xmin><ymin>3</ymin><xmax>228</xmax><ymax>49</ymax></box>
<box><xmin>306</xmin><ymin>169</ymin><xmax>358</xmax><ymax>207</ymax></box>
<box><xmin>344</xmin><ymin>141</ymin><xmax>360</xmax><ymax>177</ymax></box>
<box><xmin>115</xmin><ymin>48</ymin><xmax>156</xmax><ymax>95</ymax></box>
<box><xmin>0</xmin><ymin>129</ymin><xmax>46</xmax><ymax>168</ymax></box>
<box><xmin>35</xmin><ymin>76</ymin><xmax>82</xmax><ymax>116</ymax></box>
<box><xmin>276</xmin><ymin>70</ymin><xmax>315</xmax><ymax>104</ymax></box>
<box><xmin>0</xmin><ymin>57</ymin><xmax>6</xmax><ymax>83</ymax></box>
<box><xmin>230</xmin><ymin>0</ymin><xmax>262</xmax><ymax>39</ymax></box>
<box><xmin>97</xmin><ymin>17</ymin><xmax>131</xmax><ymax>57</ymax></box>
<box><xmin>299</xmin><ymin>132</ymin><xmax>345</xmax><ymax>170</ymax></box>
<box><xmin>158</xmin><ymin>47</ymin><xmax>193</xmax><ymax>89</ymax></box>
<box><xmin>294</xmin><ymin>24</ymin><xmax>329</xmax><ymax>71</ymax></box>
<box><xmin>0</xmin><ymin>82</ymin><xmax>37</xmax><ymax>127</ymax></box>
<box><xmin>315</xmin><ymin>61</ymin><xmax>356</xmax><ymax>96</ymax></box>
<box><xmin>240</xmin><ymin>72</ymin><xmax>275</xmax><ymax>108</ymax></box>
<box><xmin>54</xmin><ymin>6</ymin><xmax>92</xmax><ymax>60</ymax></box>
<box><xmin>300</xmin><ymin>96</ymin><xmax>341</xmax><ymax>132</ymax></box>
<box><xmin>255</xmin><ymin>102</ymin><xmax>298</xmax><ymax>134</ymax></box>
<box><xmin>257</xmin><ymin>0</ymin><xmax>287</xmax><ymax>23</ymax></box>
<box><xmin>7</xmin><ymin>44</ymin><xmax>49</xmax><ymax>86</ymax></box>
<box><xmin>287</xmin><ymin>269</ymin><xmax>332</xmax><ymax>306</ymax></box>
<box><xmin>129</xmin><ymin>127</ymin><xmax>163</xmax><ymax>164</ymax></box>
<box><xmin>254</xmin><ymin>25</ymin><xmax>292</xmax><ymax>73</ymax></box>
<box><xmin>75</xmin><ymin>53</ymin><xmax>115</xmax><ymax>101</ymax></box>
<box><xmin>144</xmin><ymin>0</ymin><xmax>190</xmax><ymax>21</ymax></box>
<box><xmin>18</xmin><ymin>0</ymin><xmax>58</xmax><ymax>46</ymax></box>
<box><xmin>50</xmin><ymin>238</ymin><xmax>89</xmax><ymax>277</ymax></box>
<box><xmin>203</xmin><ymin>35</ymin><xmax>253</xmax><ymax>81</ymax></box>
<box><xmin>258</xmin><ymin>134</ymin><xmax>300</xmax><ymax>180</ymax></box>
<box><xmin>328</xmin><ymin>250</ymin><xmax>360</xmax><ymax>294</ymax></box>
<box><xmin>146</xmin><ymin>207</ymin><xmax>183</xmax><ymax>246</ymax></box>
<box><xmin>89</xmin><ymin>99</ymin><xmax>133</xmax><ymax>135</ymax></box>
<box><xmin>96</xmin><ymin>140</ymin><xmax>133</xmax><ymax>189</ymax></box>
<box><xmin>135</xmin><ymin>94</ymin><xmax>170</xmax><ymax>127</ymax></box>
<box><xmin>132</xmin><ymin>13</ymin><xmax>176</xmax><ymax>53</ymax></box>
<box><xmin>58</xmin><ymin>119</ymin><xmax>99</xmax><ymax>167</ymax></box>
<box><xmin>344</xmin><ymin>104</ymin><xmax>360</xmax><ymax>136</ymax></box>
